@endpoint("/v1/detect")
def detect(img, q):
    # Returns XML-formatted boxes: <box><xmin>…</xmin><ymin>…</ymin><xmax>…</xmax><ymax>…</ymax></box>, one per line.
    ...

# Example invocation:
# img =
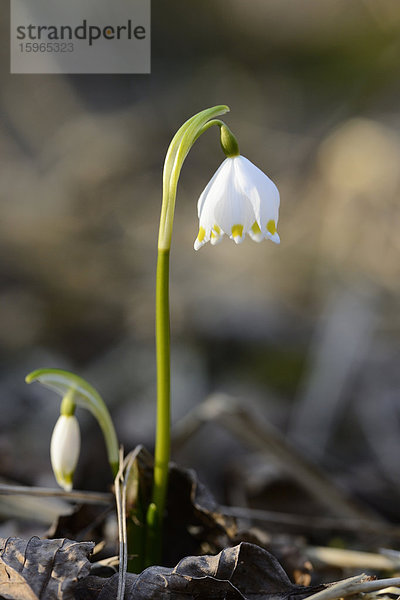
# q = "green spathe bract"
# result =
<box><xmin>158</xmin><ymin>105</ymin><xmax>231</xmax><ymax>250</ymax></box>
<box><xmin>26</xmin><ymin>368</ymin><xmax>119</xmax><ymax>476</ymax></box>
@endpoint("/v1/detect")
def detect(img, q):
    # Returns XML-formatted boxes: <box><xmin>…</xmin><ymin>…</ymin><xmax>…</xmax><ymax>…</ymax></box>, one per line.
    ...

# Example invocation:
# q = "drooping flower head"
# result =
<box><xmin>194</xmin><ymin>155</ymin><xmax>280</xmax><ymax>250</ymax></box>
<box><xmin>50</xmin><ymin>414</ymin><xmax>80</xmax><ymax>491</ymax></box>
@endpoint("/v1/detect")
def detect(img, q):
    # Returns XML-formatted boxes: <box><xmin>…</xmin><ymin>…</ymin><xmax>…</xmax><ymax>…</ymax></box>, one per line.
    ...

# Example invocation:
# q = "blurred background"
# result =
<box><xmin>1</xmin><ymin>0</ymin><xmax>400</xmax><ymax>541</ymax></box>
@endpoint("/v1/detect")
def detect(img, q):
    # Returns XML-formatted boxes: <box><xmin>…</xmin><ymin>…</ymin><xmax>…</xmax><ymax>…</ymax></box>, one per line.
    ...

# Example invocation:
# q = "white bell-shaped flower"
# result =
<box><xmin>50</xmin><ymin>414</ymin><xmax>80</xmax><ymax>491</ymax></box>
<box><xmin>194</xmin><ymin>155</ymin><xmax>280</xmax><ymax>250</ymax></box>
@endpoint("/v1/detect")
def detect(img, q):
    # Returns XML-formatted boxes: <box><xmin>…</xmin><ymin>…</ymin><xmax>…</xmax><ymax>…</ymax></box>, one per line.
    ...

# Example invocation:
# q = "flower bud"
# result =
<box><xmin>50</xmin><ymin>414</ymin><xmax>80</xmax><ymax>491</ymax></box>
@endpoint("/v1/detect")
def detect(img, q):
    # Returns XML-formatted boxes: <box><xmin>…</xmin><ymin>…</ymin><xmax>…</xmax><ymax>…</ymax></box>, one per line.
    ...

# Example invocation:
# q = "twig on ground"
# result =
<box><xmin>0</xmin><ymin>484</ymin><xmax>113</xmax><ymax>505</ymax></box>
<box><xmin>306</xmin><ymin>546</ymin><xmax>400</xmax><ymax>571</ymax></box>
<box><xmin>305</xmin><ymin>575</ymin><xmax>400</xmax><ymax>600</ymax></box>
<box><xmin>219</xmin><ymin>505</ymin><xmax>400</xmax><ymax>538</ymax></box>
<box><xmin>114</xmin><ymin>445</ymin><xmax>143</xmax><ymax>600</ymax></box>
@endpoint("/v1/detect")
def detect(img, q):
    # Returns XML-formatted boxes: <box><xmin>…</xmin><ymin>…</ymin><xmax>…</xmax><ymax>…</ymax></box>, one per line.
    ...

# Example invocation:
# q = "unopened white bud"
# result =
<box><xmin>50</xmin><ymin>414</ymin><xmax>80</xmax><ymax>491</ymax></box>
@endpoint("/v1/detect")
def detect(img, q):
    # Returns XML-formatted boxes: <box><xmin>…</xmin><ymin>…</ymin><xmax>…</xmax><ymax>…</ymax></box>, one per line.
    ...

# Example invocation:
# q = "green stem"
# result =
<box><xmin>145</xmin><ymin>249</ymin><xmax>170</xmax><ymax>567</ymax></box>
<box><xmin>154</xmin><ymin>248</ymin><xmax>171</xmax><ymax>519</ymax></box>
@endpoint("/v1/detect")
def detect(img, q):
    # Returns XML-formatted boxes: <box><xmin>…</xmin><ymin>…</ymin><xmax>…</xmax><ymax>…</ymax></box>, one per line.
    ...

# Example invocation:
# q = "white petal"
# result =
<box><xmin>214</xmin><ymin>193</ymin><xmax>255</xmax><ymax>236</ymax></box>
<box><xmin>248</xmin><ymin>228</ymin><xmax>264</xmax><ymax>243</ymax></box>
<box><xmin>197</xmin><ymin>158</ymin><xmax>235</xmax><ymax>243</ymax></box>
<box><xmin>210</xmin><ymin>232</ymin><xmax>224</xmax><ymax>245</ymax></box>
<box><xmin>194</xmin><ymin>237</ymin><xmax>205</xmax><ymax>251</ymax></box>
<box><xmin>197</xmin><ymin>158</ymin><xmax>233</xmax><ymax>219</ymax></box>
<box><xmin>232</xmin><ymin>233</ymin><xmax>244</xmax><ymax>244</ymax></box>
<box><xmin>267</xmin><ymin>231</ymin><xmax>280</xmax><ymax>244</ymax></box>
<box><xmin>213</xmin><ymin>162</ymin><xmax>256</xmax><ymax>238</ymax></box>
<box><xmin>210</xmin><ymin>235</ymin><xmax>223</xmax><ymax>246</ymax></box>
<box><xmin>234</xmin><ymin>156</ymin><xmax>280</xmax><ymax>231</ymax></box>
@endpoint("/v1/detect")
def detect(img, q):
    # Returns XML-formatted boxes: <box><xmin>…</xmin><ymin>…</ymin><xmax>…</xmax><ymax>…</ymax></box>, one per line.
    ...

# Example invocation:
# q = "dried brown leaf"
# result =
<box><xmin>0</xmin><ymin>536</ymin><xmax>94</xmax><ymax>600</ymax></box>
<box><xmin>164</xmin><ymin>461</ymin><xmax>237</xmax><ymax>563</ymax></box>
<box><xmin>75</xmin><ymin>542</ymin><xmax>325</xmax><ymax>600</ymax></box>
<box><xmin>122</xmin><ymin>446</ymin><xmax>237</xmax><ymax>567</ymax></box>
